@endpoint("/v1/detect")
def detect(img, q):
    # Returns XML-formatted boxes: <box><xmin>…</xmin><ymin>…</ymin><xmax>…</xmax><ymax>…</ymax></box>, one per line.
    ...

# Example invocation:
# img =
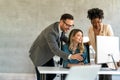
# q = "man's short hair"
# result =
<box><xmin>60</xmin><ymin>13</ymin><xmax>74</xmax><ymax>20</ymax></box>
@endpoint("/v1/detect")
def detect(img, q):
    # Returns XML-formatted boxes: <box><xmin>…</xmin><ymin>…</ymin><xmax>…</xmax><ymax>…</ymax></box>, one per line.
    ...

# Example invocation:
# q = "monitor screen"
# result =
<box><xmin>96</xmin><ymin>36</ymin><xmax>120</xmax><ymax>64</ymax></box>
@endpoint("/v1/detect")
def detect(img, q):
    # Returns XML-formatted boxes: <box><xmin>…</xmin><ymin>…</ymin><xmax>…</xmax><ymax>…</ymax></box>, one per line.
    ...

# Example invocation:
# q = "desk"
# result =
<box><xmin>98</xmin><ymin>69</ymin><xmax>120</xmax><ymax>75</ymax></box>
<box><xmin>37</xmin><ymin>67</ymin><xmax>120</xmax><ymax>80</ymax></box>
<box><xmin>37</xmin><ymin>67</ymin><xmax>69</xmax><ymax>74</ymax></box>
<box><xmin>37</xmin><ymin>67</ymin><xmax>69</xmax><ymax>80</ymax></box>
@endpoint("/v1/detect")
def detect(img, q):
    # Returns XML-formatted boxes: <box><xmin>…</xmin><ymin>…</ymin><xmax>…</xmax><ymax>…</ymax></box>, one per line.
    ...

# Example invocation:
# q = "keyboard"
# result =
<box><xmin>100</xmin><ymin>68</ymin><xmax>117</xmax><ymax>71</ymax></box>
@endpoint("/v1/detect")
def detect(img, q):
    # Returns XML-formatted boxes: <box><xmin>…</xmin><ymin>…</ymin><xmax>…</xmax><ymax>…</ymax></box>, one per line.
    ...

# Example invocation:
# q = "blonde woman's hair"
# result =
<box><xmin>68</xmin><ymin>29</ymin><xmax>84</xmax><ymax>54</ymax></box>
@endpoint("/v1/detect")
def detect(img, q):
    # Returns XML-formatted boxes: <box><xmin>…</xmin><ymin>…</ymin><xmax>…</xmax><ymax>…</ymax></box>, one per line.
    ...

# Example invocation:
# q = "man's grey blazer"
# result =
<box><xmin>29</xmin><ymin>22</ymin><xmax>68</xmax><ymax>66</ymax></box>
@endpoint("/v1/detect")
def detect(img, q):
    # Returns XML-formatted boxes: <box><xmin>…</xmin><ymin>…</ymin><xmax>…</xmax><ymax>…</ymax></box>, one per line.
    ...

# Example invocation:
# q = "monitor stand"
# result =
<box><xmin>108</xmin><ymin>54</ymin><xmax>118</xmax><ymax>70</ymax></box>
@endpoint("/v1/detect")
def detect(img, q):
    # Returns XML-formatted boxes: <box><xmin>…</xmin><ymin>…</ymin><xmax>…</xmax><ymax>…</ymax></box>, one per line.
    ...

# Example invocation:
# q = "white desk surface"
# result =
<box><xmin>37</xmin><ymin>67</ymin><xmax>69</xmax><ymax>74</ymax></box>
<box><xmin>37</xmin><ymin>66</ymin><xmax>120</xmax><ymax>75</ymax></box>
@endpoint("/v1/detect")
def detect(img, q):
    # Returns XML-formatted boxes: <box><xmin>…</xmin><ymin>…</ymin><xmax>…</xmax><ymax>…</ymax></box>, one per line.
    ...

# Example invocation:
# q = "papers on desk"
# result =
<box><xmin>66</xmin><ymin>65</ymin><xmax>101</xmax><ymax>80</ymax></box>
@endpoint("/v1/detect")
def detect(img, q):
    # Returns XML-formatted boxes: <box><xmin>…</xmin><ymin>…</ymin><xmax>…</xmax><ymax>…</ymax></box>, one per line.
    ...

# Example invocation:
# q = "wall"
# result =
<box><xmin>0</xmin><ymin>0</ymin><xmax>120</xmax><ymax>73</ymax></box>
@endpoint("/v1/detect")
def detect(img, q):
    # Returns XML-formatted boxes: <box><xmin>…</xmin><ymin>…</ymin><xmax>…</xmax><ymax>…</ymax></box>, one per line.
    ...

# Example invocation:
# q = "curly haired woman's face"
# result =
<box><xmin>91</xmin><ymin>18</ymin><xmax>102</xmax><ymax>29</ymax></box>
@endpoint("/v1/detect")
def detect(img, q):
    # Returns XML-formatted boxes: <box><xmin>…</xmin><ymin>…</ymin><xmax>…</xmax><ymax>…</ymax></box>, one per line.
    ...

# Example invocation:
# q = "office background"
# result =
<box><xmin>0</xmin><ymin>0</ymin><xmax>120</xmax><ymax>74</ymax></box>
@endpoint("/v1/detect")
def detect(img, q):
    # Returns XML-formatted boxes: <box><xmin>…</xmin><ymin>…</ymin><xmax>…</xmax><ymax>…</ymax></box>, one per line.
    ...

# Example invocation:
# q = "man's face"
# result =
<box><xmin>60</xmin><ymin>19</ymin><xmax>74</xmax><ymax>33</ymax></box>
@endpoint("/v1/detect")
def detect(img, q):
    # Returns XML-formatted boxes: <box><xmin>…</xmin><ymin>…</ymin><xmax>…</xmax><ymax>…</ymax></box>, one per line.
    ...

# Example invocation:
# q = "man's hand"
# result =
<box><xmin>78</xmin><ymin>62</ymin><xmax>84</xmax><ymax>65</ymax></box>
<box><xmin>70</xmin><ymin>54</ymin><xmax>83</xmax><ymax>61</ymax></box>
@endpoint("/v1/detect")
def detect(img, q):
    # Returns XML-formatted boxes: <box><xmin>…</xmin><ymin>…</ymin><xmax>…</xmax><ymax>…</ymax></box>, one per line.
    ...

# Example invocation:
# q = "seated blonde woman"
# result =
<box><xmin>62</xmin><ymin>29</ymin><xmax>89</xmax><ymax>68</ymax></box>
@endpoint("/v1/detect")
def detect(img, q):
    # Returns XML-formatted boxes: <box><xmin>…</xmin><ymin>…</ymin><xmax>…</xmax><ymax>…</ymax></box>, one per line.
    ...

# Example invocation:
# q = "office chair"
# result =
<box><xmin>84</xmin><ymin>43</ymin><xmax>90</xmax><ymax>63</ymax></box>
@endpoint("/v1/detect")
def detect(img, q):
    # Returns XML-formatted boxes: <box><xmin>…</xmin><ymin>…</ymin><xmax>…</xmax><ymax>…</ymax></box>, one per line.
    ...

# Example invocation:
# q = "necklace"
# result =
<box><xmin>94</xmin><ymin>28</ymin><xmax>100</xmax><ymax>35</ymax></box>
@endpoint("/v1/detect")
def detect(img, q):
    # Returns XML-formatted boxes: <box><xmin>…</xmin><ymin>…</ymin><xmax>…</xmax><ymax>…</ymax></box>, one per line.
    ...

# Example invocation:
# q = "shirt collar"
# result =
<box><xmin>58</xmin><ymin>24</ymin><xmax>63</xmax><ymax>36</ymax></box>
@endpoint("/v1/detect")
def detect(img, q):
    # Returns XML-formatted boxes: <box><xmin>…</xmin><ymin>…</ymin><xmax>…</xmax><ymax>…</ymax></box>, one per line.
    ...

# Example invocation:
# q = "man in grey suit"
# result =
<box><xmin>29</xmin><ymin>13</ymin><xmax>83</xmax><ymax>80</ymax></box>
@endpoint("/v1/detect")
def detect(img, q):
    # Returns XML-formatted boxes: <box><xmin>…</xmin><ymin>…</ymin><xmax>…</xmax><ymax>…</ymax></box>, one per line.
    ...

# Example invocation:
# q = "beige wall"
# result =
<box><xmin>0</xmin><ymin>0</ymin><xmax>120</xmax><ymax>73</ymax></box>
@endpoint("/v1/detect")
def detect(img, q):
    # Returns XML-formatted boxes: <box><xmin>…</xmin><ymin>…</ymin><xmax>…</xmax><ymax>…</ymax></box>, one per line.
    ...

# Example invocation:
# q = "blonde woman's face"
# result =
<box><xmin>72</xmin><ymin>31</ymin><xmax>83</xmax><ymax>43</ymax></box>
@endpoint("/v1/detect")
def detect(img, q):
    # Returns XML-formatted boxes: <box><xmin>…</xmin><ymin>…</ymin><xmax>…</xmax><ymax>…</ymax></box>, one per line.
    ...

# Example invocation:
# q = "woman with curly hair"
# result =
<box><xmin>87</xmin><ymin>8</ymin><xmax>113</xmax><ymax>80</ymax></box>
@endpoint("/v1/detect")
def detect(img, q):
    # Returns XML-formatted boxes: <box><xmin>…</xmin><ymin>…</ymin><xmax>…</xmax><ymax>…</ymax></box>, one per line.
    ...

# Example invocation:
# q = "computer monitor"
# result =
<box><xmin>96</xmin><ymin>36</ymin><xmax>120</xmax><ymax>65</ymax></box>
